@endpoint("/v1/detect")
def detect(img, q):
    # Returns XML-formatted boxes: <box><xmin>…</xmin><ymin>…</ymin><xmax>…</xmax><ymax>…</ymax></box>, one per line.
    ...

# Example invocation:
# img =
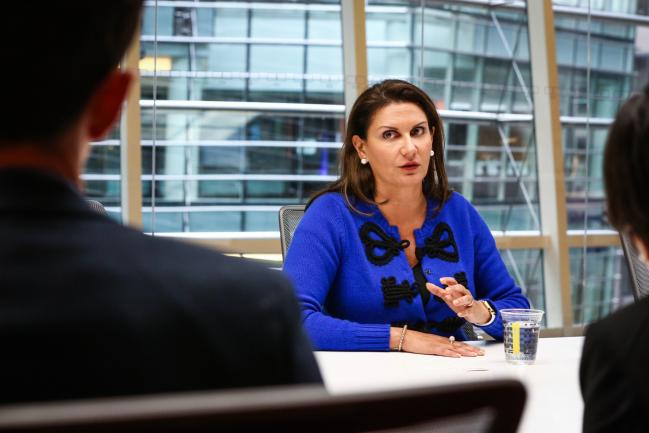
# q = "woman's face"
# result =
<box><xmin>353</xmin><ymin>102</ymin><xmax>434</xmax><ymax>195</ymax></box>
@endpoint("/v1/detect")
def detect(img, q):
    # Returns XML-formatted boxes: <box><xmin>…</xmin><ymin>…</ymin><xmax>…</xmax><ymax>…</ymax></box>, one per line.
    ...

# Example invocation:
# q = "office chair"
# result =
<box><xmin>620</xmin><ymin>231</ymin><xmax>649</xmax><ymax>300</ymax></box>
<box><xmin>0</xmin><ymin>380</ymin><xmax>526</xmax><ymax>433</ymax></box>
<box><xmin>277</xmin><ymin>204</ymin><xmax>481</xmax><ymax>340</ymax></box>
<box><xmin>86</xmin><ymin>200</ymin><xmax>108</xmax><ymax>216</ymax></box>
<box><xmin>278</xmin><ymin>205</ymin><xmax>306</xmax><ymax>260</ymax></box>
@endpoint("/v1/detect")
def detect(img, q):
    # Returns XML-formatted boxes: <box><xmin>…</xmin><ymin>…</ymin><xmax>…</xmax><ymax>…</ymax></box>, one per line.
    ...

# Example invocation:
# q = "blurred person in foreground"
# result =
<box><xmin>580</xmin><ymin>84</ymin><xmax>649</xmax><ymax>433</ymax></box>
<box><xmin>283</xmin><ymin>79</ymin><xmax>530</xmax><ymax>356</ymax></box>
<box><xmin>0</xmin><ymin>1</ymin><xmax>321</xmax><ymax>404</ymax></box>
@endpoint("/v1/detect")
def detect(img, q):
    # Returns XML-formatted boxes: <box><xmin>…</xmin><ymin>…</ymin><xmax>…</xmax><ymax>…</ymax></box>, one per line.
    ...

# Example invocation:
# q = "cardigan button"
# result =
<box><xmin>425</xmin><ymin>269</ymin><xmax>431</xmax><ymax>275</ymax></box>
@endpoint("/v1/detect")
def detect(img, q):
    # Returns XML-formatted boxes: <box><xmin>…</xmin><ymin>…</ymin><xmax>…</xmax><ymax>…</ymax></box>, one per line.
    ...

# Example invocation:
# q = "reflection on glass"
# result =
<box><xmin>555</xmin><ymin>1</ymin><xmax>649</xmax><ymax>324</ymax></box>
<box><xmin>552</xmin><ymin>0</ymin><xmax>648</xmax><ymax>16</ymax></box>
<box><xmin>500</xmin><ymin>249</ymin><xmax>546</xmax><ymax>322</ymax></box>
<box><xmin>556</xmin><ymin>4</ymin><xmax>649</xmax><ymax>231</ymax></box>
<box><xmin>251</xmin><ymin>9</ymin><xmax>305</xmax><ymax>39</ymax></box>
<box><xmin>366</xmin><ymin>1</ymin><xmax>538</xmax><ymax>232</ymax></box>
<box><xmin>571</xmin><ymin>246</ymin><xmax>633</xmax><ymax>325</ymax></box>
<box><xmin>86</xmin><ymin>125</ymin><xmax>121</xmax><ymax>220</ymax></box>
<box><xmin>141</xmin><ymin>2</ymin><xmax>344</xmax><ymax>233</ymax></box>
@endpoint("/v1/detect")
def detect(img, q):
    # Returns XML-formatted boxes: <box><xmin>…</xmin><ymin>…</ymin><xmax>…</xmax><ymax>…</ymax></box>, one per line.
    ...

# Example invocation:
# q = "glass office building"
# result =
<box><xmin>84</xmin><ymin>0</ymin><xmax>649</xmax><ymax>328</ymax></box>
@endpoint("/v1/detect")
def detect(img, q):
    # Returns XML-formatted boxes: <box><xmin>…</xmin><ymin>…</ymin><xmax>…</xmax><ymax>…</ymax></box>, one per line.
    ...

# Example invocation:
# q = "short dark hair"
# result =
<box><xmin>309</xmin><ymin>79</ymin><xmax>450</xmax><ymax>213</ymax></box>
<box><xmin>604</xmin><ymin>84</ymin><xmax>649</xmax><ymax>248</ymax></box>
<box><xmin>0</xmin><ymin>1</ymin><xmax>143</xmax><ymax>142</ymax></box>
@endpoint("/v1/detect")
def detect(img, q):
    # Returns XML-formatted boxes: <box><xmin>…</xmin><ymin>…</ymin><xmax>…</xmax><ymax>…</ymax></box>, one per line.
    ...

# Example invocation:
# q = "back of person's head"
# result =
<box><xmin>604</xmin><ymin>84</ymin><xmax>649</xmax><ymax>250</ymax></box>
<box><xmin>0</xmin><ymin>1</ymin><xmax>143</xmax><ymax>144</ymax></box>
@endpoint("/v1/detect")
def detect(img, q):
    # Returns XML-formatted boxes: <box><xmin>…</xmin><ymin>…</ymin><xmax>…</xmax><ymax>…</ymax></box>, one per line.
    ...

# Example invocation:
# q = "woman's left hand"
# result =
<box><xmin>426</xmin><ymin>277</ymin><xmax>491</xmax><ymax>325</ymax></box>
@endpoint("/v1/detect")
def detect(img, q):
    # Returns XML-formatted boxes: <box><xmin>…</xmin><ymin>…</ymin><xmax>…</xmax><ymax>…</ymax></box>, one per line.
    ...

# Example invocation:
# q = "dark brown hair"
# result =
<box><xmin>308</xmin><ymin>79</ymin><xmax>450</xmax><ymax>213</ymax></box>
<box><xmin>604</xmin><ymin>84</ymin><xmax>649</xmax><ymax>249</ymax></box>
<box><xmin>0</xmin><ymin>1</ymin><xmax>144</xmax><ymax>143</ymax></box>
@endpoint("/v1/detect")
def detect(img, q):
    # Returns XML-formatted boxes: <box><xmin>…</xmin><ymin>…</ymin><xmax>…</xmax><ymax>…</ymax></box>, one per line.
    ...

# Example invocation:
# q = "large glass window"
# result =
<box><xmin>367</xmin><ymin>2</ymin><xmax>538</xmax><ymax>234</ymax></box>
<box><xmin>84</xmin><ymin>126</ymin><xmax>121</xmax><ymax>220</ymax></box>
<box><xmin>115</xmin><ymin>0</ymin><xmax>647</xmax><ymax>330</ymax></box>
<box><xmin>553</xmin><ymin>0</ymin><xmax>648</xmax><ymax>323</ymax></box>
<box><xmin>141</xmin><ymin>1</ymin><xmax>344</xmax><ymax>233</ymax></box>
<box><xmin>364</xmin><ymin>1</ymin><xmax>541</xmax><ymax>313</ymax></box>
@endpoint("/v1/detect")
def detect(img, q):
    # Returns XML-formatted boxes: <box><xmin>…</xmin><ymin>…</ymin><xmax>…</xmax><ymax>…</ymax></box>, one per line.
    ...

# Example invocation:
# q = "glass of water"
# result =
<box><xmin>501</xmin><ymin>309</ymin><xmax>544</xmax><ymax>365</ymax></box>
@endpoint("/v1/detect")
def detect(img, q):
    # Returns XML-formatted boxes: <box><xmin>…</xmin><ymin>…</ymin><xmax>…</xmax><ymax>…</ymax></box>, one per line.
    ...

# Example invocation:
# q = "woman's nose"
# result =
<box><xmin>400</xmin><ymin>136</ymin><xmax>417</xmax><ymax>157</ymax></box>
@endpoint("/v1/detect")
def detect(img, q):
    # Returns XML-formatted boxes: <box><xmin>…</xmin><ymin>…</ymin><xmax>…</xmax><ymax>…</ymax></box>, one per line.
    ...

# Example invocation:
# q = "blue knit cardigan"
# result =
<box><xmin>283</xmin><ymin>192</ymin><xmax>530</xmax><ymax>351</ymax></box>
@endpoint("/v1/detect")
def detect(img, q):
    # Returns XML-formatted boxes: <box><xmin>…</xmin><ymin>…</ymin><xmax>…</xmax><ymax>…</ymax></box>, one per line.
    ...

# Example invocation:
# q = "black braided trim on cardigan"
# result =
<box><xmin>360</xmin><ymin>222</ymin><xmax>410</xmax><ymax>266</ymax></box>
<box><xmin>381</xmin><ymin>276</ymin><xmax>418</xmax><ymax>307</ymax></box>
<box><xmin>415</xmin><ymin>222</ymin><xmax>460</xmax><ymax>263</ymax></box>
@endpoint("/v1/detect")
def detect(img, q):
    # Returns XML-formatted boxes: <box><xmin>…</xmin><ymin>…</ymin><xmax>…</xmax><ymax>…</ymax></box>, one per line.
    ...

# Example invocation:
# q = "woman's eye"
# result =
<box><xmin>411</xmin><ymin>127</ymin><xmax>425</xmax><ymax>136</ymax></box>
<box><xmin>382</xmin><ymin>131</ymin><xmax>397</xmax><ymax>140</ymax></box>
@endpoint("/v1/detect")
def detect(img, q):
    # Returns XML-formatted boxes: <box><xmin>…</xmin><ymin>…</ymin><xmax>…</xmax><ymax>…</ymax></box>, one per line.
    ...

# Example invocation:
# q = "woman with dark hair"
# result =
<box><xmin>283</xmin><ymin>79</ymin><xmax>530</xmax><ymax>356</ymax></box>
<box><xmin>580</xmin><ymin>85</ymin><xmax>649</xmax><ymax>433</ymax></box>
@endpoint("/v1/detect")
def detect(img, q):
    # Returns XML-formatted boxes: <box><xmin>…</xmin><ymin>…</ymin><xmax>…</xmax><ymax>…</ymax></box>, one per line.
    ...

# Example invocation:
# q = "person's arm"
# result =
<box><xmin>469</xmin><ymin>204</ymin><xmax>530</xmax><ymax>340</ymax></box>
<box><xmin>282</xmin><ymin>196</ymin><xmax>390</xmax><ymax>351</ymax></box>
<box><xmin>277</xmin><ymin>278</ymin><xmax>324</xmax><ymax>384</ymax></box>
<box><xmin>390</xmin><ymin>326</ymin><xmax>484</xmax><ymax>357</ymax></box>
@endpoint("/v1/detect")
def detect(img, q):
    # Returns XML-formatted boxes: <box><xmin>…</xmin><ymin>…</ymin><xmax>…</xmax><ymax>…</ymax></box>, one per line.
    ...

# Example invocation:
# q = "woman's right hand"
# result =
<box><xmin>390</xmin><ymin>327</ymin><xmax>484</xmax><ymax>357</ymax></box>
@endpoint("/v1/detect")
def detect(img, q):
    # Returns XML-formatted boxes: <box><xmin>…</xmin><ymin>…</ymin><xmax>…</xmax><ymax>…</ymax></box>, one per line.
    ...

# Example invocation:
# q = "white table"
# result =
<box><xmin>315</xmin><ymin>336</ymin><xmax>584</xmax><ymax>433</ymax></box>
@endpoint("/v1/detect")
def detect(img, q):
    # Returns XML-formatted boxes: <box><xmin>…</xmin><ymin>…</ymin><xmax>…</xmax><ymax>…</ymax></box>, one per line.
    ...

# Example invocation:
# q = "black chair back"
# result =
<box><xmin>0</xmin><ymin>380</ymin><xmax>526</xmax><ymax>433</ymax></box>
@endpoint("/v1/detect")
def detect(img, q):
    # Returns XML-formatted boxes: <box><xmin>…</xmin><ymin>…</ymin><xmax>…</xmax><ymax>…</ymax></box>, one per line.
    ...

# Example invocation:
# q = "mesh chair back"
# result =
<box><xmin>279</xmin><ymin>205</ymin><xmax>306</xmax><ymax>260</ymax></box>
<box><xmin>0</xmin><ymin>380</ymin><xmax>526</xmax><ymax>433</ymax></box>
<box><xmin>86</xmin><ymin>200</ymin><xmax>108</xmax><ymax>216</ymax></box>
<box><xmin>620</xmin><ymin>232</ymin><xmax>649</xmax><ymax>300</ymax></box>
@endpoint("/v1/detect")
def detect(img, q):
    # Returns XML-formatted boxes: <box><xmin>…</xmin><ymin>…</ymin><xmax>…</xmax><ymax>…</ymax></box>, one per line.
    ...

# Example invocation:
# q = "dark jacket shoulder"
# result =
<box><xmin>581</xmin><ymin>297</ymin><xmax>649</xmax><ymax>433</ymax></box>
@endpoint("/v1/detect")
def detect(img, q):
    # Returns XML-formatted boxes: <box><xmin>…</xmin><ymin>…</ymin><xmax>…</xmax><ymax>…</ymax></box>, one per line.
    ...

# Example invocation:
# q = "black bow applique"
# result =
<box><xmin>360</xmin><ymin>222</ymin><xmax>410</xmax><ymax>266</ymax></box>
<box><xmin>435</xmin><ymin>272</ymin><xmax>470</xmax><ymax>303</ymax></box>
<box><xmin>454</xmin><ymin>272</ymin><xmax>469</xmax><ymax>290</ymax></box>
<box><xmin>381</xmin><ymin>277</ymin><xmax>417</xmax><ymax>307</ymax></box>
<box><xmin>415</xmin><ymin>222</ymin><xmax>459</xmax><ymax>263</ymax></box>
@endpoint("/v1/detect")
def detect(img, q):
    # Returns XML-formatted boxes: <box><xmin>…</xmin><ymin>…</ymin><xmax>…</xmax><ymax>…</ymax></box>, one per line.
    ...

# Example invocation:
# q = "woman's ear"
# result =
<box><xmin>352</xmin><ymin>135</ymin><xmax>366</xmax><ymax>160</ymax></box>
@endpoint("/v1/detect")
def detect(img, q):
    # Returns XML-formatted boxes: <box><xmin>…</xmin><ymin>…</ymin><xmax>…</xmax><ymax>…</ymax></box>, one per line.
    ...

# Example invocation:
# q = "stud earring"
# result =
<box><xmin>430</xmin><ymin>150</ymin><xmax>435</xmax><ymax>157</ymax></box>
<box><xmin>360</xmin><ymin>158</ymin><xmax>368</xmax><ymax>165</ymax></box>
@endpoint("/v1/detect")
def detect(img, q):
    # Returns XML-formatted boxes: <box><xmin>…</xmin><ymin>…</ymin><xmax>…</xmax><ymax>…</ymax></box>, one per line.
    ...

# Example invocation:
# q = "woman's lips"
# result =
<box><xmin>400</xmin><ymin>163</ymin><xmax>420</xmax><ymax>171</ymax></box>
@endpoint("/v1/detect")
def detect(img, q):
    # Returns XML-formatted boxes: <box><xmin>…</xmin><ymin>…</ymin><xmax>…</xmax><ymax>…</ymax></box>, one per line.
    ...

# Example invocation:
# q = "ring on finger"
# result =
<box><xmin>466</xmin><ymin>298</ymin><xmax>475</xmax><ymax>307</ymax></box>
<box><xmin>449</xmin><ymin>336</ymin><xmax>455</xmax><ymax>346</ymax></box>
